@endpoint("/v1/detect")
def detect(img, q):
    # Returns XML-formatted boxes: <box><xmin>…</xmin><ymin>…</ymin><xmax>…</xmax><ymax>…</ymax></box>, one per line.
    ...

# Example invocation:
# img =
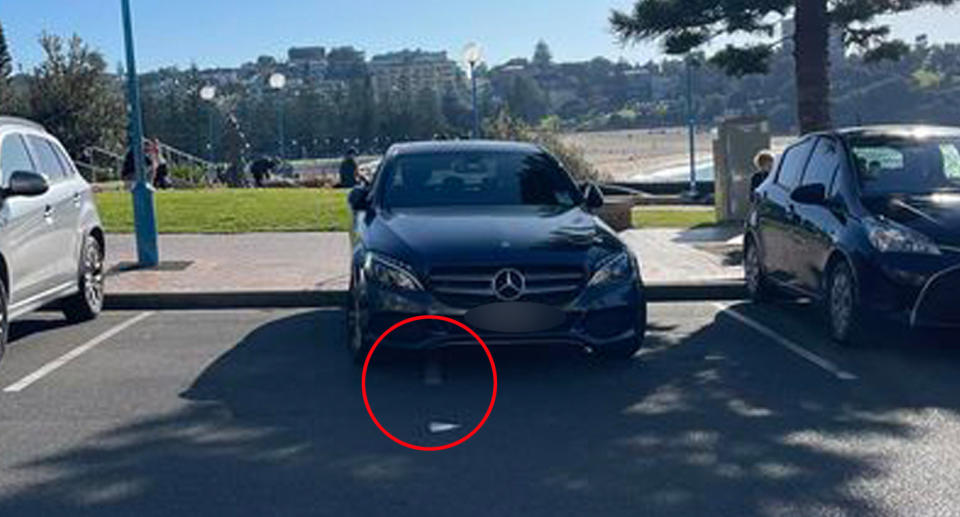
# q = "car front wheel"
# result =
<box><xmin>0</xmin><ymin>281</ymin><xmax>9</xmax><ymax>366</ymax></box>
<box><xmin>744</xmin><ymin>237</ymin><xmax>770</xmax><ymax>302</ymax></box>
<box><xmin>346</xmin><ymin>273</ymin><xmax>372</xmax><ymax>364</ymax></box>
<box><xmin>63</xmin><ymin>234</ymin><xmax>104</xmax><ymax>323</ymax></box>
<box><xmin>827</xmin><ymin>260</ymin><xmax>867</xmax><ymax>346</ymax></box>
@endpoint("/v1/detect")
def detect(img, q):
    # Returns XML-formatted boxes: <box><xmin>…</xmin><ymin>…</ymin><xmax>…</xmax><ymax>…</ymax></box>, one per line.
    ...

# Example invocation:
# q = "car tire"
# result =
<box><xmin>346</xmin><ymin>273</ymin><xmax>371</xmax><ymax>365</ymax></box>
<box><xmin>62</xmin><ymin>234</ymin><xmax>104</xmax><ymax>324</ymax></box>
<box><xmin>0</xmin><ymin>281</ymin><xmax>9</xmax><ymax>366</ymax></box>
<box><xmin>826</xmin><ymin>260</ymin><xmax>867</xmax><ymax>346</ymax></box>
<box><xmin>744</xmin><ymin>237</ymin><xmax>771</xmax><ymax>303</ymax></box>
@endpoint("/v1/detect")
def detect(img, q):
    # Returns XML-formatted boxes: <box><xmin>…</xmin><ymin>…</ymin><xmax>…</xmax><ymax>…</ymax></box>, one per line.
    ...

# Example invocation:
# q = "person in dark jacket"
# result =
<box><xmin>339</xmin><ymin>148</ymin><xmax>358</xmax><ymax>188</ymax></box>
<box><xmin>750</xmin><ymin>150</ymin><xmax>776</xmax><ymax>200</ymax></box>
<box><xmin>152</xmin><ymin>140</ymin><xmax>172</xmax><ymax>189</ymax></box>
<box><xmin>250</xmin><ymin>156</ymin><xmax>277</xmax><ymax>188</ymax></box>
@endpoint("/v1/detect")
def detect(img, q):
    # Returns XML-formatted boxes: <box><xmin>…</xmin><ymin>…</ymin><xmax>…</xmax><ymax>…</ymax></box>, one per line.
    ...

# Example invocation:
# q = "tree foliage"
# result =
<box><xmin>486</xmin><ymin>108</ymin><xmax>604</xmax><ymax>183</ymax></box>
<box><xmin>611</xmin><ymin>0</ymin><xmax>960</xmax><ymax>132</ymax></box>
<box><xmin>28</xmin><ymin>33</ymin><xmax>125</xmax><ymax>157</ymax></box>
<box><xmin>506</xmin><ymin>74</ymin><xmax>548</xmax><ymax>124</ymax></box>
<box><xmin>533</xmin><ymin>40</ymin><xmax>553</xmax><ymax>68</ymax></box>
<box><xmin>0</xmin><ymin>20</ymin><xmax>13</xmax><ymax>111</ymax></box>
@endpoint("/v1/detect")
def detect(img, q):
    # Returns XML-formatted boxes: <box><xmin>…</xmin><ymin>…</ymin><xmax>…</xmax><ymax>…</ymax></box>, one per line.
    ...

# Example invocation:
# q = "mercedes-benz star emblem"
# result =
<box><xmin>492</xmin><ymin>268</ymin><xmax>525</xmax><ymax>301</ymax></box>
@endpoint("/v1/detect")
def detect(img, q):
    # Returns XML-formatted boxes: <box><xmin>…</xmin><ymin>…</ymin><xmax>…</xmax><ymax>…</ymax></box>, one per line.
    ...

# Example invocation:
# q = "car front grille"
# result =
<box><xmin>429</xmin><ymin>264</ymin><xmax>587</xmax><ymax>308</ymax></box>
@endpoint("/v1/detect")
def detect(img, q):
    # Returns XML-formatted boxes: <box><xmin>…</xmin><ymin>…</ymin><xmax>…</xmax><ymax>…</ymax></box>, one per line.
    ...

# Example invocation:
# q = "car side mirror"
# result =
<box><xmin>3</xmin><ymin>171</ymin><xmax>49</xmax><ymax>198</ymax></box>
<box><xmin>348</xmin><ymin>186</ymin><xmax>371</xmax><ymax>211</ymax></box>
<box><xmin>584</xmin><ymin>184</ymin><xmax>604</xmax><ymax>210</ymax></box>
<box><xmin>791</xmin><ymin>183</ymin><xmax>827</xmax><ymax>205</ymax></box>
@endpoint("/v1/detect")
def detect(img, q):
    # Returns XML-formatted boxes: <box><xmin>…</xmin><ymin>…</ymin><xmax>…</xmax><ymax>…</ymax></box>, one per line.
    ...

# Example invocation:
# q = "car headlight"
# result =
<box><xmin>865</xmin><ymin>218</ymin><xmax>941</xmax><ymax>255</ymax></box>
<box><xmin>363</xmin><ymin>252</ymin><xmax>424</xmax><ymax>291</ymax></box>
<box><xmin>588</xmin><ymin>252</ymin><xmax>634</xmax><ymax>287</ymax></box>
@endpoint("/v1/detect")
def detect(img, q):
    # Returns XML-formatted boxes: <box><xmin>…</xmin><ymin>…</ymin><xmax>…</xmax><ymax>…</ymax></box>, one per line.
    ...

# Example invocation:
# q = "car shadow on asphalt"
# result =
<box><xmin>0</xmin><ymin>307</ymin><xmax>950</xmax><ymax>516</ymax></box>
<box><xmin>8</xmin><ymin>315</ymin><xmax>74</xmax><ymax>344</ymax></box>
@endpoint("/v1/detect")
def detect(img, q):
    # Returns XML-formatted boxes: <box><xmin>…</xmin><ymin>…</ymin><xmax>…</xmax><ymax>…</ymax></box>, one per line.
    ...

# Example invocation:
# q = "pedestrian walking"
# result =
<box><xmin>152</xmin><ymin>139</ymin><xmax>172</xmax><ymax>189</ymax></box>
<box><xmin>339</xmin><ymin>148</ymin><xmax>358</xmax><ymax>188</ymax></box>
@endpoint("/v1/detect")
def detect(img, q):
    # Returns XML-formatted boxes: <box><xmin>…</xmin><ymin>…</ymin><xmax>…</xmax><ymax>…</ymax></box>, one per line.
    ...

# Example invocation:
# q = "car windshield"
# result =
<box><xmin>381</xmin><ymin>150</ymin><xmax>583</xmax><ymax>208</ymax></box>
<box><xmin>850</xmin><ymin>136</ymin><xmax>960</xmax><ymax>196</ymax></box>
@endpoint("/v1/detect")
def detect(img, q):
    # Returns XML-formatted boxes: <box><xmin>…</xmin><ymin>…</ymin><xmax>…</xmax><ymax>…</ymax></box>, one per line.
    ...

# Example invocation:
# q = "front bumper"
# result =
<box><xmin>360</xmin><ymin>279</ymin><xmax>645</xmax><ymax>350</ymax></box>
<box><xmin>859</xmin><ymin>252</ymin><xmax>960</xmax><ymax>328</ymax></box>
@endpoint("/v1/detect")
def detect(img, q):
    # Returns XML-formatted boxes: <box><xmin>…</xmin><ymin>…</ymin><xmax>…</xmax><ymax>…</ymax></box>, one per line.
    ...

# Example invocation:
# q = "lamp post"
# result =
<box><xmin>269</xmin><ymin>72</ymin><xmax>287</xmax><ymax>159</ymax></box>
<box><xmin>120</xmin><ymin>0</ymin><xmax>158</xmax><ymax>267</ymax></box>
<box><xmin>685</xmin><ymin>54</ymin><xmax>699</xmax><ymax>199</ymax></box>
<box><xmin>199</xmin><ymin>85</ymin><xmax>216</xmax><ymax>162</ymax></box>
<box><xmin>463</xmin><ymin>43</ymin><xmax>483</xmax><ymax>139</ymax></box>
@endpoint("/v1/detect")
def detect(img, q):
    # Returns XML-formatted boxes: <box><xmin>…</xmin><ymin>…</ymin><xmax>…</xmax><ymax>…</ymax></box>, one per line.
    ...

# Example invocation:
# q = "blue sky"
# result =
<box><xmin>2</xmin><ymin>0</ymin><xmax>960</xmax><ymax>72</ymax></box>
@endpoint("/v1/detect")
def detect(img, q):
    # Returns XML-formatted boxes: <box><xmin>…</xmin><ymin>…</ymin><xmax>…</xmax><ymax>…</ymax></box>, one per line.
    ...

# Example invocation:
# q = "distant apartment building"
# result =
<box><xmin>199</xmin><ymin>68</ymin><xmax>240</xmax><ymax>86</ymax></box>
<box><xmin>287</xmin><ymin>46</ymin><xmax>329</xmax><ymax>81</ymax></box>
<box><xmin>369</xmin><ymin>50</ymin><xmax>462</xmax><ymax>100</ymax></box>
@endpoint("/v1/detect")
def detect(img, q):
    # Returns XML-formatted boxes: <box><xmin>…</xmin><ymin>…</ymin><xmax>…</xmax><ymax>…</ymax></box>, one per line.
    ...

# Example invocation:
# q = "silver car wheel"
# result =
<box><xmin>84</xmin><ymin>237</ymin><xmax>104</xmax><ymax>311</ymax></box>
<box><xmin>830</xmin><ymin>266</ymin><xmax>854</xmax><ymax>340</ymax></box>
<box><xmin>745</xmin><ymin>243</ymin><xmax>761</xmax><ymax>296</ymax></box>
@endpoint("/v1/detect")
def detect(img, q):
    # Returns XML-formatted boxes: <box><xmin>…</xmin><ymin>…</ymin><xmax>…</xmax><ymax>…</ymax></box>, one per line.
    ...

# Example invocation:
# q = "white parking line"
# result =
<box><xmin>3</xmin><ymin>311</ymin><xmax>155</xmax><ymax>393</ymax></box>
<box><xmin>428</xmin><ymin>421</ymin><xmax>461</xmax><ymax>434</ymax></box>
<box><xmin>712</xmin><ymin>303</ymin><xmax>858</xmax><ymax>382</ymax></box>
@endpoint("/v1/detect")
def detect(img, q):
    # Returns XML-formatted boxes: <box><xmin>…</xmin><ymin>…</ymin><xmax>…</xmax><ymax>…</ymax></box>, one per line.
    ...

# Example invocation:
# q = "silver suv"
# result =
<box><xmin>0</xmin><ymin>117</ymin><xmax>105</xmax><ymax>363</ymax></box>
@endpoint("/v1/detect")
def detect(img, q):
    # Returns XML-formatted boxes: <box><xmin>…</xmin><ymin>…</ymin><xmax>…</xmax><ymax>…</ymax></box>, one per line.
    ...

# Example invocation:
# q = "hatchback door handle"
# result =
<box><xmin>44</xmin><ymin>205</ymin><xmax>54</xmax><ymax>218</ymax></box>
<box><xmin>73</xmin><ymin>192</ymin><xmax>82</xmax><ymax>204</ymax></box>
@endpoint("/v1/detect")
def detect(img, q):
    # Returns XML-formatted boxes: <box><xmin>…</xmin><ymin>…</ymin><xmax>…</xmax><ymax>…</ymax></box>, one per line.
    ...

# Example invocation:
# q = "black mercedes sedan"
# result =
<box><xmin>345</xmin><ymin>141</ymin><xmax>646</xmax><ymax>361</ymax></box>
<box><xmin>746</xmin><ymin>125</ymin><xmax>960</xmax><ymax>345</ymax></box>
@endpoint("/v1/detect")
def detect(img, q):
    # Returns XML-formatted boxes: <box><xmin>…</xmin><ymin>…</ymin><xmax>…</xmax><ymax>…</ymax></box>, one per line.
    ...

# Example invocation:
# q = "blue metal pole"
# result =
<box><xmin>121</xmin><ymin>0</ymin><xmax>158</xmax><ymax>267</ymax></box>
<box><xmin>686</xmin><ymin>57</ymin><xmax>697</xmax><ymax>198</ymax></box>
<box><xmin>471</xmin><ymin>63</ymin><xmax>480</xmax><ymax>139</ymax></box>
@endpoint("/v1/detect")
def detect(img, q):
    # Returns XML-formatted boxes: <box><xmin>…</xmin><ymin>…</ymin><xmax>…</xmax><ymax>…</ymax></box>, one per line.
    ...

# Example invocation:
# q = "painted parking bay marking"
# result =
<box><xmin>428</xmin><ymin>421</ymin><xmax>462</xmax><ymax>434</ymax></box>
<box><xmin>712</xmin><ymin>303</ymin><xmax>858</xmax><ymax>382</ymax></box>
<box><xmin>4</xmin><ymin>311</ymin><xmax>155</xmax><ymax>393</ymax></box>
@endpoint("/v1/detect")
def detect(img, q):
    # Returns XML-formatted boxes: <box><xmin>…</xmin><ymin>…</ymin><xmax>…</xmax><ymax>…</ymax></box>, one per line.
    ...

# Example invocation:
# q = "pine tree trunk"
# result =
<box><xmin>794</xmin><ymin>0</ymin><xmax>832</xmax><ymax>134</ymax></box>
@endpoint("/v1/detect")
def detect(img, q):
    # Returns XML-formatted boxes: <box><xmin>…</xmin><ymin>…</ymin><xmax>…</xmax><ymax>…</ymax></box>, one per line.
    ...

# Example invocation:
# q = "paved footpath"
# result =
<box><xmin>620</xmin><ymin>226</ymin><xmax>743</xmax><ymax>284</ymax></box>
<box><xmin>104</xmin><ymin>229</ymin><xmax>742</xmax><ymax>296</ymax></box>
<box><xmin>105</xmin><ymin>233</ymin><xmax>351</xmax><ymax>294</ymax></box>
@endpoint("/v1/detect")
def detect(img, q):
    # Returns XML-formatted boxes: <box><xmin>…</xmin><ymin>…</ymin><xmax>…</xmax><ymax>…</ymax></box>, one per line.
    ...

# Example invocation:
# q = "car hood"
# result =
<box><xmin>364</xmin><ymin>205</ymin><xmax>626</xmax><ymax>272</ymax></box>
<box><xmin>863</xmin><ymin>193</ymin><xmax>960</xmax><ymax>247</ymax></box>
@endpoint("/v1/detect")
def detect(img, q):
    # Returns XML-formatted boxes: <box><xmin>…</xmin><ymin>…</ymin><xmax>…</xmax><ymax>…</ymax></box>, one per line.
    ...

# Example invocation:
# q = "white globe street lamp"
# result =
<box><xmin>199</xmin><ymin>85</ymin><xmax>217</xmax><ymax>162</ymax></box>
<box><xmin>269</xmin><ymin>72</ymin><xmax>287</xmax><ymax>90</ymax></box>
<box><xmin>199</xmin><ymin>85</ymin><xmax>217</xmax><ymax>101</ymax></box>
<box><xmin>269</xmin><ymin>73</ymin><xmax>287</xmax><ymax>158</ymax></box>
<box><xmin>462</xmin><ymin>43</ymin><xmax>484</xmax><ymax>139</ymax></box>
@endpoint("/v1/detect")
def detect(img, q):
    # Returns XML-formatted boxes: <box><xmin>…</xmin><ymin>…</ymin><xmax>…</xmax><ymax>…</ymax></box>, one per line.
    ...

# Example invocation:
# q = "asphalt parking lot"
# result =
<box><xmin>0</xmin><ymin>303</ymin><xmax>959</xmax><ymax>516</ymax></box>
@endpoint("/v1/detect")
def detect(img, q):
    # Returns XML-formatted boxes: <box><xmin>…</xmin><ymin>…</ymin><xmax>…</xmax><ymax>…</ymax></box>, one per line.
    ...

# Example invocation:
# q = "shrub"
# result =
<box><xmin>485</xmin><ymin>109</ymin><xmax>606</xmax><ymax>183</ymax></box>
<box><xmin>169</xmin><ymin>165</ymin><xmax>208</xmax><ymax>187</ymax></box>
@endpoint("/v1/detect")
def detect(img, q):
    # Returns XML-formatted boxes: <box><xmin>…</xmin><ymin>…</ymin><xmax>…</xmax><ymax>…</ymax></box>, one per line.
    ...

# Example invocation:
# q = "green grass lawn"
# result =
<box><xmin>631</xmin><ymin>207</ymin><xmax>718</xmax><ymax>229</ymax></box>
<box><xmin>95</xmin><ymin>189</ymin><xmax>350</xmax><ymax>233</ymax></box>
<box><xmin>96</xmin><ymin>189</ymin><xmax>717</xmax><ymax>234</ymax></box>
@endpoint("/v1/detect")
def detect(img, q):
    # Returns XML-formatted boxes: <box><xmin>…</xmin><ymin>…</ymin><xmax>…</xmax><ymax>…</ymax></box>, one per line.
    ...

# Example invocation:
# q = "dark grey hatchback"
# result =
<box><xmin>746</xmin><ymin>125</ymin><xmax>960</xmax><ymax>345</ymax></box>
<box><xmin>345</xmin><ymin>141</ymin><xmax>646</xmax><ymax>361</ymax></box>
